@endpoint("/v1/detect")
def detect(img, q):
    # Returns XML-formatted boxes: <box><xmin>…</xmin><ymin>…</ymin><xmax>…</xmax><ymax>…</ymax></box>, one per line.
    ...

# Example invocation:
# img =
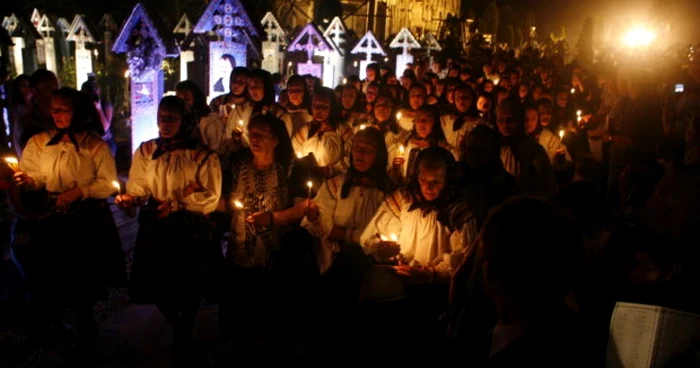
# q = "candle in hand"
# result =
<box><xmin>296</xmin><ymin>151</ymin><xmax>303</xmax><ymax>159</ymax></box>
<box><xmin>396</xmin><ymin>112</ymin><xmax>402</xmax><ymax>121</ymax></box>
<box><xmin>559</xmin><ymin>130</ymin><xmax>565</xmax><ymax>140</ymax></box>
<box><xmin>390</xmin><ymin>233</ymin><xmax>398</xmax><ymax>242</ymax></box>
<box><xmin>359</xmin><ymin>124</ymin><xmax>366</xmax><ymax>130</ymax></box>
<box><xmin>112</xmin><ymin>180</ymin><xmax>121</xmax><ymax>195</ymax></box>
<box><xmin>233</xmin><ymin>200</ymin><xmax>244</xmax><ymax>210</ymax></box>
<box><xmin>306</xmin><ymin>181</ymin><xmax>313</xmax><ymax>200</ymax></box>
<box><xmin>4</xmin><ymin>157</ymin><xmax>18</xmax><ymax>172</ymax></box>
<box><xmin>398</xmin><ymin>145</ymin><xmax>405</xmax><ymax>157</ymax></box>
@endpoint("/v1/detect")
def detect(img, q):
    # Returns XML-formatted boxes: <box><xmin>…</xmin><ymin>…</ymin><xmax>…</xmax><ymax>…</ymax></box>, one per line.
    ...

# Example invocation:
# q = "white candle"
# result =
<box><xmin>238</xmin><ymin>119</ymin><xmax>244</xmax><ymax>131</ymax></box>
<box><xmin>112</xmin><ymin>180</ymin><xmax>121</xmax><ymax>195</ymax></box>
<box><xmin>4</xmin><ymin>157</ymin><xmax>18</xmax><ymax>172</ymax></box>
<box><xmin>398</xmin><ymin>144</ymin><xmax>405</xmax><ymax>157</ymax></box>
<box><xmin>559</xmin><ymin>130</ymin><xmax>565</xmax><ymax>140</ymax></box>
<box><xmin>306</xmin><ymin>181</ymin><xmax>313</xmax><ymax>200</ymax></box>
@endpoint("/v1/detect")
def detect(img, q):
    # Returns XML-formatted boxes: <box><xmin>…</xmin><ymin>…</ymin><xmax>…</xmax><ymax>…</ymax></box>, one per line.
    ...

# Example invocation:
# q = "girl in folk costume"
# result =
<box><xmin>396</xmin><ymin>84</ymin><xmax>428</xmax><ymax>132</ymax></box>
<box><xmin>440</xmin><ymin>83</ymin><xmax>480</xmax><ymax>159</ymax></box>
<box><xmin>116</xmin><ymin>96</ymin><xmax>222</xmax><ymax>355</ymax></box>
<box><xmin>281</xmin><ymin>75</ymin><xmax>313</xmax><ymax>138</ymax></box>
<box><xmin>292</xmin><ymin>88</ymin><xmax>350</xmax><ymax>176</ymax></box>
<box><xmin>176</xmin><ymin>81</ymin><xmax>215</xmax><ymax>143</ymax></box>
<box><xmin>246</xmin><ymin>69</ymin><xmax>286</xmax><ymax>121</ymax></box>
<box><xmin>302</xmin><ymin>127</ymin><xmax>392</xmax><ymax>277</ymax></box>
<box><xmin>11</xmin><ymin>87</ymin><xmax>125</xmax><ymax>352</ymax></box>
<box><xmin>523</xmin><ymin>103</ymin><xmax>573</xmax><ymax>171</ymax></box>
<box><xmin>392</xmin><ymin>105</ymin><xmax>458</xmax><ymax>183</ymax></box>
<box><xmin>204</xmin><ymin>67</ymin><xmax>252</xmax><ymax>157</ymax></box>
<box><xmin>362</xmin><ymin>63</ymin><xmax>381</xmax><ymax>94</ymax></box>
<box><xmin>360</xmin><ymin>147</ymin><xmax>472</xmax><ymax>301</ymax></box>
<box><xmin>356</xmin><ymin>91</ymin><xmax>406</xmax><ymax>171</ymax></box>
<box><xmin>340</xmin><ymin>83</ymin><xmax>370</xmax><ymax>129</ymax></box>
<box><xmin>218</xmin><ymin>114</ymin><xmax>307</xmax><ymax>342</ymax></box>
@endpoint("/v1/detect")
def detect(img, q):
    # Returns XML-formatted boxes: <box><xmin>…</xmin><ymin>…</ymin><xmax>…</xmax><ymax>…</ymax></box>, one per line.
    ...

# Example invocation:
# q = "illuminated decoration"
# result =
<box><xmin>350</xmin><ymin>31</ymin><xmax>386</xmax><ymax>80</ymax></box>
<box><xmin>622</xmin><ymin>25</ymin><xmax>656</xmax><ymax>48</ymax></box>
<box><xmin>66</xmin><ymin>15</ymin><xmax>96</xmax><ymax>89</ymax></box>
<box><xmin>319</xmin><ymin>16</ymin><xmax>348</xmax><ymax>88</ymax></box>
<box><xmin>54</xmin><ymin>17</ymin><xmax>72</xmax><ymax>61</ymax></box>
<box><xmin>193</xmin><ymin>0</ymin><xmax>261</xmax><ymax>99</ymax></box>
<box><xmin>261</xmin><ymin>12</ymin><xmax>286</xmax><ymax>75</ymax></box>
<box><xmin>173</xmin><ymin>14</ymin><xmax>194</xmax><ymax>82</ymax></box>
<box><xmin>36</xmin><ymin>15</ymin><xmax>58</xmax><ymax>73</ymax></box>
<box><xmin>113</xmin><ymin>3</ymin><xmax>179</xmax><ymax>153</ymax></box>
<box><xmin>422</xmin><ymin>31</ymin><xmax>441</xmax><ymax>66</ymax></box>
<box><xmin>30</xmin><ymin>9</ymin><xmax>42</xmax><ymax>28</ymax></box>
<box><xmin>389</xmin><ymin>28</ymin><xmax>420</xmax><ymax>76</ymax></box>
<box><xmin>287</xmin><ymin>22</ymin><xmax>331</xmax><ymax>79</ymax></box>
<box><xmin>2</xmin><ymin>14</ymin><xmax>26</xmax><ymax>75</ymax></box>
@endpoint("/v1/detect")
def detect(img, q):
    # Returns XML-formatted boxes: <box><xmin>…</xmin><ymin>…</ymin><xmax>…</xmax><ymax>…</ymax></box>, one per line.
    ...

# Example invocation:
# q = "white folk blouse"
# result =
<box><xmin>126</xmin><ymin>140</ymin><xmax>222</xmax><ymax>214</ymax></box>
<box><xmin>302</xmin><ymin>175</ymin><xmax>385</xmax><ymax>273</ymax></box>
<box><xmin>20</xmin><ymin>131</ymin><xmax>117</xmax><ymax>199</ymax></box>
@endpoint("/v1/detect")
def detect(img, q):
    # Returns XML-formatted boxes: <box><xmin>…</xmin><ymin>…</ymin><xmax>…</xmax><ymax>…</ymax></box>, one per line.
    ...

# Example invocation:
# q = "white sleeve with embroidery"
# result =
<box><xmin>181</xmin><ymin>153</ymin><xmax>222</xmax><ymax>215</ymax></box>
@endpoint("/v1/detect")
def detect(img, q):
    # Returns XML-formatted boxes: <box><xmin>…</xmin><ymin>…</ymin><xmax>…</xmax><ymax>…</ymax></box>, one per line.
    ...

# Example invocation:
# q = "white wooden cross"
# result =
<box><xmin>261</xmin><ymin>12</ymin><xmax>286</xmax><ymax>74</ymax></box>
<box><xmin>319</xmin><ymin>17</ymin><xmax>347</xmax><ymax>88</ymax></box>
<box><xmin>389</xmin><ymin>28</ymin><xmax>420</xmax><ymax>76</ymax></box>
<box><xmin>67</xmin><ymin>15</ymin><xmax>96</xmax><ymax>88</ymax></box>
<box><xmin>37</xmin><ymin>15</ymin><xmax>58</xmax><ymax>73</ymax></box>
<box><xmin>173</xmin><ymin>14</ymin><xmax>192</xmax><ymax>37</ymax></box>
<box><xmin>350</xmin><ymin>30</ymin><xmax>386</xmax><ymax>80</ymax></box>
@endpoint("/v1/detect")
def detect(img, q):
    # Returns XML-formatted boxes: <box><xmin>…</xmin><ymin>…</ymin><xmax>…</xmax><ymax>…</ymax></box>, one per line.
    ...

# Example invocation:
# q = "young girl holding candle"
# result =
<box><xmin>116</xmin><ymin>96</ymin><xmax>222</xmax><ymax>357</ymax></box>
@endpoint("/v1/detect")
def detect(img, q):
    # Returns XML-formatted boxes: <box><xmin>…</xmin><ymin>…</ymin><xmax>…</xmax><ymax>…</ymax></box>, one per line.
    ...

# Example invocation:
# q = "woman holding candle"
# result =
<box><xmin>302</xmin><ymin>127</ymin><xmax>392</xmax><ymax>279</ymax></box>
<box><xmin>291</xmin><ymin>87</ymin><xmax>345</xmax><ymax>175</ymax></box>
<box><xmin>524</xmin><ymin>103</ymin><xmax>573</xmax><ymax>170</ymax></box>
<box><xmin>115</xmin><ymin>96</ymin><xmax>221</xmax><ymax>357</ymax></box>
<box><xmin>11</xmin><ymin>87</ymin><xmax>125</xmax><ymax>353</ymax></box>
<box><xmin>360</xmin><ymin>147</ymin><xmax>469</xmax><ymax>298</ymax></box>
<box><xmin>218</xmin><ymin>114</ymin><xmax>307</xmax><ymax>343</ymax></box>
<box><xmin>393</xmin><ymin>105</ymin><xmax>458</xmax><ymax>183</ymax></box>
<box><xmin>396</xmin><ymin>84</ymin><xmax>428</xmax><ymax>132</ymax></box>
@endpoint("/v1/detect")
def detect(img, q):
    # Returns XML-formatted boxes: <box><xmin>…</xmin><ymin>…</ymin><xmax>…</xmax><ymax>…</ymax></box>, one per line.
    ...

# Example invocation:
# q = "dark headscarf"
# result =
<box><xmin>46</xmin><ymin>87</ymin><xmax>104</xmax><ymax>150</ymax></box>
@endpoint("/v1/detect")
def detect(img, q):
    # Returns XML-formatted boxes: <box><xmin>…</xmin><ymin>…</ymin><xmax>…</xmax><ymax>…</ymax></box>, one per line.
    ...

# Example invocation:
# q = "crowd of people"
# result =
<box><xmin>1</xmin><ymin>45</ymin><xmax>700</xmax><ymax>365</ymax></box>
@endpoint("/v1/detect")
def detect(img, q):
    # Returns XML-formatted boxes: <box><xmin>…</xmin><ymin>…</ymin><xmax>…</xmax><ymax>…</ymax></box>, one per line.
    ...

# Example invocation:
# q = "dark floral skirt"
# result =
<box><xmin>128</xmin><ymin>207</ymin><xmax>223</xmax><ymax>305</ymax></box>
<box><xmin>11</xmin><ymin>198</ymin><xmax>127</xmax><ymax>303</ymax></box>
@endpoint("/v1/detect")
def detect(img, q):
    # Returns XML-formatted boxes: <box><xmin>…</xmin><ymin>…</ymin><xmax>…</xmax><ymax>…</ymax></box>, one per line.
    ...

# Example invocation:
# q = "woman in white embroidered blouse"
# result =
<box><xmin>360</xmin><ymin>147</ymin><xmax>471</xmax><ymax>298</ymax></box>
<box><xmin>116</xmin><ymin>96</ymin><xmax>222</xmax><ymax>355</ymax></box>
<box><xmin>292</xmin><ymin>88</ymin><xmax>343</xmax><ymax>172</ymax></box>
<box><xmin>12</xmin><ymin>87</ymin><xmax>125</xmax><ymax>353</ymax></box>
<box><xmin>524</xmin><ymin>103</ymin><xmax>572</xmax><ymax>170</ymax></box>
<box><xmin>302</xmin><ymin>127</ymin><xmax>392</xmax><ymax>275</ymax></box>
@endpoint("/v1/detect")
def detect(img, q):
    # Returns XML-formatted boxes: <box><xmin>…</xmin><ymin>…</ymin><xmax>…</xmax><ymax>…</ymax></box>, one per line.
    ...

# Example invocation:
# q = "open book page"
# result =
<box><xmin>607</xmin><ymin>302</ymin><xmax>659</xmax><ymax>368</ymax></box>
<box><xmin>652</xmin><ymin>307</ymin><xmax>700</xmax><ymax>367</ymax></box>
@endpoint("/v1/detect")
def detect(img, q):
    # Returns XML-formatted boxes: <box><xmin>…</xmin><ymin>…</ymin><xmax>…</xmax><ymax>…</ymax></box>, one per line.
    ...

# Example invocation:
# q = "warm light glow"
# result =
<box><xmin>384</xmin><ymin>57</ymin><xmax>389</xmax><ymax>62</ymax></box>
<box><xmin>112</xmin><ymin>180</ymin><xmax>121</xmax><ymax>193</ymax></box>
<box><xmin>238</xmin><ymin>119</ymin><xmax>244</xmax><ymax>127</ymax></box>
<box><xmin>124</xmin><ymin>70</ymin><xmax>130</xmax><ymax>78</ymax></box>
<box><xmin>288</xmin><ymin>61</ymin><xmax>292</xmax><ymax>67</ymax></box>
<box><xmin>4</xmin><ymin>157</ymin><xmax>18</xmax><ymax>171</ymax></box>
<box><xmin>234</xmin><ymin>200</ymin><xmax>244</xmax><ymax>209</ymax></box>
<box><xmin>380</xmin><ymin>234</ymin><xmax>388</xmax><ymax>241</ymax></box>
<box><xmin>396</xmin><ymin>112</ymin><xmax>402</xmax><ymax>120</ymax></box>
<box><xmin>353</xmin><ymin>61</ymin><xmax>358</xmax><ymax>67</ymax></box>
<box><xmin>398</xmin><ymin>145</ymin><xmax>405</xmax><ymax>155</ymax></box>
<box><xmin>343</xmin><ymin>78</ymin><xmax>347</xmax><ymax>84</ymax></box>
<box><xmin>390</xmin><ymin>233</ymin><xmax>398</xmax><ymax>242</ymax></box>
<box><xmin>576</xmin><ymin>110</ymin><xmax>582</xmax><ymax>117</ymax></box>
<box><xmin>570</xmin><ymin>88</ymin><xmax>575</xmax><ymax>94</ymax></box>
<box><xmin>93</xmin><ymin>49</ymin><xmax>99</xmax><ymax>57</ymax></box>
<box><xmin>296</xmin><ymin>151</ymin><xmax>303</xmax><ymax>159</ymax></box>
<box><xmin>306</xmin><ymin>181</ymin><xmax>313</xmax><ymax>189</ymax></box>
<box><xmin>359</xmin><ymin>124</ymin><xmax>366</xmax><ymax>130</ymax></box>
<box><xmin>559</xmin><ymin>130</ymin><xmax>565</xmax><ymax>140</ymax></box>
<box><xmin>622</xmin><ymin>26</ymin><xmax>656</xmax><ymax>48</ymax></box>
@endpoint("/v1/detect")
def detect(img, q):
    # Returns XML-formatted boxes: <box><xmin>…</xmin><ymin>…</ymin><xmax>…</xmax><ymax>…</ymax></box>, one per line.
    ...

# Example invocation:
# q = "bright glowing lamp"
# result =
<box><xmin>622</xmin><ymin>26</ymin><xmax>656</xmax><ymax>48</ymax></box>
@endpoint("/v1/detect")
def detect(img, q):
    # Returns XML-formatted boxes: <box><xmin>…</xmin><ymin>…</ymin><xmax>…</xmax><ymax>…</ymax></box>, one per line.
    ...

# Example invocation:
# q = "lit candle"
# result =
<box><xmin>353</xmin><ymin>61</ymin><xmax>358</xmax><ymax>67</ymax></box>
<box><xmin>390</xmin><ymin>233</ymin><xmax>398</xmax><ymax>242</ymax></box>
<box><xmin>124</xmin><ymin>70</ymin><xmax>130</xmax><ymax>79</ymax></box>
<box><xmin>288</xmin><ymin>61</ymin><xmax>292</xmax><ymax>67</ymax></box>
<box><xmin>576</xmin><ymin>110</ymin><xmax>582</xmax><ymax>117</ymax></box>
<box><xmin>396</xmin><ymin>112</ymin><xmax>402</xmax><ymax>120</ymax></box>
<box><xmin>570</xmin><ymin>88</ymin><xmax>575</xmax><ymax>94</ymax></box>
<box><xmin>306</xmin><ymin>181</ymin><xmax>313</xmax><ymax>200</ymax></box>
<box><xmin>4</xmin><ymin>157</ymin><xmax>18</xmax><ymax>172</ymax></box>
<box><xmin>296</xmin><ymin>151</ymin><xmax>303</xmax><ymax>159</ymax></box>
<box><xmin>380</xmin><ymin>234</ymin><xmax>388</xmax><ymax>241</ymax></box>
<box><xmin>559</xmin><ymin>130</ymin><xmax>565</xmax><ymax>140</ymax></box>
<box><xmin>398</xmin><ymin>144</ymin><xmax>405</xmax><ymax>157</ymax></box>
<box><xmin>233</xmin><ymin>200</ymin><xmax>244</xmax><ymax>210</ymax></box>
<box><xmin>343</xmin><ymin>78</ymin><xmax>347</xmax><ymax>84</ymax></box>
<box><xmin>359</xmin><ymin>124</ymin><xmax>366</xmax><ymax>130</ymax></box>
<box><xmin>238</xmin><ymin>119</ymin><xmax>244</xmax><ymax>132</ymax></box>
<box><xmin>576</xmin><ymin>110</ymin><xmax>583</xmax><ymax>123</ymax></box>
<box><xmin>112</xmin><ymin>180</ymin><xmax>121</xmax><ymax>195</ymax></box>
<box><xmin>384</xmin><ymin>57</ymin><xmax>389</xmax><ymax>62</ymax></box>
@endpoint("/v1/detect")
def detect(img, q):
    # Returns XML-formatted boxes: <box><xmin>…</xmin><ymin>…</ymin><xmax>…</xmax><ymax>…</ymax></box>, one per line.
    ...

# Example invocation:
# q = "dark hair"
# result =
<box><xmin>246</xmin><ymin>69</ymin><xmax>276</xmax><ymax>109</ymax></box>
<box><xmin>309</xmin><ymin>87</ymin><xmax>340</xmax><ymax>137</ymax></box>
<box><xmin>366</xmin><ymin>63</ymin><xmax>380</xmax><ymax>77</ymax></box>
<box><xmin>29</xmin><ymin>69</ymin><xmax>57</xmax><ymax>90</ymax></box>
<box><xmin>10</xmin><ymin>74</ymin><xmax>30</xmax><ymax>106</ymax></box>
<box><xmin>413</xmin><ymin>104</ymin><xmax>446</xmax><ymax>143</ymax></box>
<box><xmin>175</xmin><ymin>80</ymin><xmax>211</xmax><ymax>121</ymax></box>
<box><xmin>158</xmin><ymin>96</ymin><xmax>193</xmax><ymax>140</ymax></box>
<box><xmin>286</xmin><ymin>75</ymin><xmax>311</xmax><ymax>110</ymax></box>
<box><xmin>408</xmin><ymin>146</ymin><xmax>457</xmax><ymax>204</ymax></box>
<box><xmin>52</xmin><ymin>87</ymin><xmax>104</xmax><ymax>135</ymax></box>
<box><xmin>221</xmin><ymin>54</ymin><xmax>236</xmax><ymax>68</ymax></box>
<box><xmin>479</xmin><ymin>197</ymin><xmax>583</xmax><ymax>301</ymax></box>
<box><xmin>341</xmin><ymin>127</ymin><xmax>390</xmax><ymax>198</ymax></box>
<box><xmin>247</xmin><ymin>114</ymin><xmax>294</xmax><ymax>172</ymax></box>
<box><xmin>228</xmin><ymin>66</ymin><xmax>248</xmax><ymax>90</ymax></box>
<box><xmin>496</xmin><ymin>97</ymin><xmax>525</xmax><ymax>123</ymax></box>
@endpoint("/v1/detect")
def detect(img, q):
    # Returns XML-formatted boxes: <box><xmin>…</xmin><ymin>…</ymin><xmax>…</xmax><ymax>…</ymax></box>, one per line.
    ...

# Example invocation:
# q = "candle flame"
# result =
<box><xmin>124</xmin><ymin>70</ymin><xmax>130</xmax><ymax>78</ymax></box>
<box><xmin>306</xmin><ymin>181</ymin><xmax>313</xmax><ymax>189</ymax></box>
<box><xmin>396</xmin><ymin>112</ymin><xmax>402</xmax><ymax>120</ymax></box>
<box><xmin>390</xmin><ymin>233</ymin><xmax>398</xmax><ymax>242</ymax></box>
<box><xmin>296</xmin><ymin>151</ymin><xmax>303</xmax><ymax>159</ymax></box>
<box><xmin>559</xmin><ymin>130</ymin><xmax>565</xmax><ymax>140</ymax></box>
<box><xmin>359</xmin><ymin>124</ymin><xmax>366</xmax><ymax>130</ymax></box>
<box><xmin>380</xmin><ymin>234</ymin><xmax>388</xmax><ymax>241</ymax></box>
<box><xmin>576</xmin><ymin>110</ymin><xmax>582</xmax><ymax>117</ymax></box>
<box><xmin>233</xmin><ymin>200</ymin><xmax>244</xmax><ymax>209</ymax></box>
<box><xmin>570</xmin><ymin>88</ymin><xmax>575</xmax><ymax>94</ymax></box>
<box><xmin>112</xmin><ymin>180</ymin><xmax>120</xmax><ymax>191</ymax></box>
<box><xmin>4</xmin><ymin>157</ymin><xmax>18</xmax><ymax>171</ymax></box>
<box><xmin>238</xmin><ymin>119</ymin><xmax>244</xmax><ymax>126</ymax></box>
<box><xmin>398</xmin><ymin>145</ymin><xmax>405</xmax><ymax>155</ymax></box>
<box><xmin>343</xmin><ymin>78</ymin><xmax>347</xmax><ymax>84</ymax></box>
